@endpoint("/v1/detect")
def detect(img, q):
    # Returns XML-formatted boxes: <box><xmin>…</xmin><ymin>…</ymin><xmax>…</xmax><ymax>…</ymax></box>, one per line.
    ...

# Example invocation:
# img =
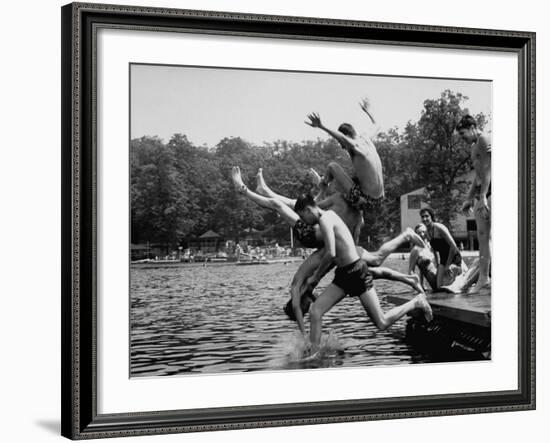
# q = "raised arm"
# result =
<box><xmin>305</xmin><ymin>112</ymin><xmax>355</xmax><ymax>153</ymax></box>
<box><xmin>359</xmin><ymin>97</ymin><xmax>376</xmax><ymax>125</ymax></box>
<box><xmin>359</xmin><ymin>97</ymin><xmax>382</xmax><ymax>139</ymax></box>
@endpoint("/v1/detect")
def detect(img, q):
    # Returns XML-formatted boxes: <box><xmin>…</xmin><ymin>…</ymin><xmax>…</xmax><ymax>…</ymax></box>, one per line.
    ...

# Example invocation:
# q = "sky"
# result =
<box><xmin>130</xmin><ymin>64</ymin><xmax>492</xmax><ymax>147</ymax></box>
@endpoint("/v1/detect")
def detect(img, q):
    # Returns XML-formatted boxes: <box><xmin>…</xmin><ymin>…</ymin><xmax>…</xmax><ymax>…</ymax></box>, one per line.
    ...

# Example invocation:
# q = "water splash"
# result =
<box><xmin>280</xmin><ymin>331</ymin><xmax>310</xmax><ymax>361</ymax></box>
<box><xmin>276</xmin><ymin>329</ymin><xmax>345</xmax><ymax>362</ymax></box>
<box><xmin>130</xmin><ymin>260</ymin><xmax>453</xmax><ymax>376</ymax></box>
<box><xmin>318</xmin><ymin>329</ymin><xmax>345</xmax><ymax>358</ymax></box>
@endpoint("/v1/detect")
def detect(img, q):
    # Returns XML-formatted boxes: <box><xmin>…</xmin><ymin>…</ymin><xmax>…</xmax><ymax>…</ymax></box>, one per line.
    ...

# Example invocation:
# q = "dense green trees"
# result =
<box><xmin>131</xmin><ymin>90</ymin><xmax>487</xmax><ymax>251</ymax></box>
<box><xmin>404</xmin><ymin>90</ymin><xmax>487</xmax><ymax>226</ymax></box>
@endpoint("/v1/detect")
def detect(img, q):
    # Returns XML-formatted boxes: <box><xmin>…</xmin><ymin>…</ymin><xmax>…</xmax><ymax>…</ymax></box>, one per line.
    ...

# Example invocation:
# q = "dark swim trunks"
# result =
<box><xmin>429</xmin><ymin>237</ymin><xmax>463</xmax><ymax>267</ymax></box>
<box><xmin>332</xmin><ymin>259</ymin><xmax>374</xmax><ymax>297</ymax></box>
<box><xmin>346</xmin><ymin>177</ymin><xmax>383</xmax><ymax>211</ymax></box>
<box><xmin>292</xmin><ymin>220</ymin><xmax>321</xmax><ymax>248</ymax></box>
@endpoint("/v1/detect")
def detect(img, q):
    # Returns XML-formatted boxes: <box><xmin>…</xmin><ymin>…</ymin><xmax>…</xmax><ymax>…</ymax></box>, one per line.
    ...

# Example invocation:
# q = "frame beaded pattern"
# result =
<box><xmin>64</xmin><ymin>2</ymin><xmax>536</xmax><ymax>439</ymax></box>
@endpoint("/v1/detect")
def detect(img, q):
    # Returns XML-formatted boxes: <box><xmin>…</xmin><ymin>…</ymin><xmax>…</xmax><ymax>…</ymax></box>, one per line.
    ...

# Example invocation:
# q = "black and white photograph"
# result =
<box><xmin>129</xmin><ymin>64</ymin><xmax>493</xmax><ymax>377</ymax></box>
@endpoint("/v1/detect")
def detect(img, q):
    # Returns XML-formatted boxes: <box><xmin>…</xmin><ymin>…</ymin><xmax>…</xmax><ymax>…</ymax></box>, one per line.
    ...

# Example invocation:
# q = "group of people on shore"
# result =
<box><xmin>231</xmin><ymin>100</ymin><xmax>491</xmax><ymax>358</ymax></box>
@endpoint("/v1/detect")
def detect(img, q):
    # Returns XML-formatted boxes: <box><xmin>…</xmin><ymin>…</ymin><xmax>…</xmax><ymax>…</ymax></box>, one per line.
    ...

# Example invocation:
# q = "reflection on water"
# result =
<box><xmin>131</xmin><ymin>258</ymin><xmax>441</xmax><ymax>377</ymax></box>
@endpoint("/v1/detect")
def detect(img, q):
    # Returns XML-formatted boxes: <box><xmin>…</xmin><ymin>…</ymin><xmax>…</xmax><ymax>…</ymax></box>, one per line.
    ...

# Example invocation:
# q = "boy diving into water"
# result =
<box><xmin>305</xmin><ymin>98</ymin><xmax>384</xmax><ymax>210</ymax></box>
<box><xmin>293</xmin><ymin>194</ymin><xmax>433</xmax><ymax>356</ymax></box>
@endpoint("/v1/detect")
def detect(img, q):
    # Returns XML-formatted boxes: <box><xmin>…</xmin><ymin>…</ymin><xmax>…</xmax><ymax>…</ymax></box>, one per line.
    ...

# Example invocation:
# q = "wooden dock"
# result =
<box><xmin>387</xmin><ymin>291</ymin><xmax>491</xmax><ymax>328</ymax></box>
<box><xmin>387</xmin><ymin>291</ymin><xmax>491</xmax><ymax>358</ymax></box>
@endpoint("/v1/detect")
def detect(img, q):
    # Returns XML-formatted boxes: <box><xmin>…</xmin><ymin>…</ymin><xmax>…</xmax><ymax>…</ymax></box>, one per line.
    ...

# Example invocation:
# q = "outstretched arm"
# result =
<box><xmin>359</xmin><ymin>97</ymin><xmax>381</xmax><ymax>139</ymax></box>
<box><xmin>359</xmin><ymin>97</ymin><xmax>376</xmax><ymax>125</ymax></box>
<box><xmin>305</xmin><ymin>112</ymin><xmax>355</xmax><ymax>153</ymax></box>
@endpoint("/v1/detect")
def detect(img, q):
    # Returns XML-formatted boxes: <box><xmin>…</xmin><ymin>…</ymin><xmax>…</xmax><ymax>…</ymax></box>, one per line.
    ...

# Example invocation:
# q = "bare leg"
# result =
<box><xmin>256</xmin><ymin>168</ymin><xmax>326</xmax><ymax>207</ymax></box>
<box><xmin>322</xmin><ymin>162</ymin><xmax>355</xmax><ymax>195</ymax></box>
<box><xmin>470</xmin><ymin>202</ymin><xmax>491</xmax><ymax>293</ymax></box>
<box><xmin>359</xmin><ymin>288</ymin><xmax>433</xmax><ymax>329</ymax></box>
<box><xmin>308</xmin><ymin>168</ymin><xmax>322</xmax><ymax>186</ymax></box>
<box><xmin>309</xmin><ymin>284</ymin><xmax>347</xmax><ymax>353</ymax></box>
<box><xmin>231</xmin><ymin>166</ymin><xmax>299</xmax><ymax>226</ymax></box>
<box><xmin>436</xmin><ymin>264</ymin><xmax>446</xmax><ymax>289</ymax></box>
<box><xmin>442</xmin><ymin>260</ymin><xmax>480</xmax><ymax>294</ymax></box>
<box><xmin>307</xmin><ymin>169</ymin><xmax>330</xmax><ymax>202</ymax></box>
<box><xmin>464</xmin><ymin>261</ymin><xmax>481</xmax><ymax>293</ymax></box>
<box><xmin>255</xmin><ymin>168</ymin><xmax>297</xmax><ymax>208</ymax></box>
<box><xmin>314</xmin><ymin>183</ymin><xmax>330</xmax><ymax>202</ymax></box>
<box><xmin>370</xmin><ymin>267</ymin><xmax>424</xmax><ymax>294</ymax></box>
<box><xmin>360</xmin><ymin>228</ymin><xmax>423</xmax><ymax>267</ymax></box>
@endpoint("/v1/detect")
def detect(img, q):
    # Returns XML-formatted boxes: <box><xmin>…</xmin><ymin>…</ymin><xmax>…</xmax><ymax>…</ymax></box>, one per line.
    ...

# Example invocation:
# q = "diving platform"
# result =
<box><xmin>387</xmin><ymin>291</ymin><xmax>491</xmax><ymax>328</ymax></box>
<box><xmin>387</xmin><ymin>291</ymin><xmax>491</xmax><ymax>358</ymax></box>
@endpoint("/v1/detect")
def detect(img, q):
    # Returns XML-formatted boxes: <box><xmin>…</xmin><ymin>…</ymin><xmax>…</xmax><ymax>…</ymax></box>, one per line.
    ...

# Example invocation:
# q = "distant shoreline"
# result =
<box><xmin>130</xmin><ymin>251</ymin><xmax>480</xmax><ymax>268</ymax></box>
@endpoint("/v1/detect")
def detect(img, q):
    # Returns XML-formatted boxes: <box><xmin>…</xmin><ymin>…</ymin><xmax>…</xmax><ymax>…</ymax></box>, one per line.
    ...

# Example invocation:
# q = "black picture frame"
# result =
<box><xmin>61</xmin><ymin>2</ymin><xmax>536</xmax><ymax>439</ymax></box>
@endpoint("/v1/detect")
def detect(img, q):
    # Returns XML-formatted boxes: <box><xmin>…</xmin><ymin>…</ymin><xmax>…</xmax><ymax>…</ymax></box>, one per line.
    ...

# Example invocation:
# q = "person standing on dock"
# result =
<box><xmin>457</xmin><ymin>115</ymin><xmax>491</xmax><ymax>293</ymax></box>
<box><xmin>293</xmin><ymin>194</ymin><xmax>433</xmax><ymax>357</ymax></box>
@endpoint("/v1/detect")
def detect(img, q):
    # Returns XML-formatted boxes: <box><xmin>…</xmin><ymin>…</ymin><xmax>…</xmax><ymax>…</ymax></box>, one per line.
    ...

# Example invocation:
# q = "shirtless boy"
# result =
<box><xmin>305</xmin><ymin>99</ymin><xmax>384</xmax><ymax>209</ymax></box>
<box><xmin>231</xmin><ymin>167</ymin><xmax>424</xmax><ymax>334</ymax></box>
<box><xmin>294</xmin><ymin>194</ymin><xmax>432</xmax><ymax>355</ymax></box>
<box><xmin>457</xmin><ymin>115</ymin><xmax>491</xmax><ymax>293</ymax></box>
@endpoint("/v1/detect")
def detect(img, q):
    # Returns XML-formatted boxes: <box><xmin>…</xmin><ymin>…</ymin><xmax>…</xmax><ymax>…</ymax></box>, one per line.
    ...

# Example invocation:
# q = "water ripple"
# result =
<box><xmin>130</xmin><ymin>259</ymin><xmax>445</xmax><ymax>376</ymax></box>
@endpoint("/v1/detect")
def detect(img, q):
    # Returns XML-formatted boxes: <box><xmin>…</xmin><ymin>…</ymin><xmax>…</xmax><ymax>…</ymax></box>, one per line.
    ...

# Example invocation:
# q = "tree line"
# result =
<box><xmin>131</xmin><ymin>90</ymin><xmax>487</xmax><ymax>251</ymax></box>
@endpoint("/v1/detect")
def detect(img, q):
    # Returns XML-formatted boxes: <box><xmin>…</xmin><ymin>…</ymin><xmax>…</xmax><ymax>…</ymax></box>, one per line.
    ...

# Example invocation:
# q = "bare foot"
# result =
<box><xmin>414</xmin><ymin>293</ymin><xmax>433</xmax><ymax>322</ymax></box>
<box><xmin>307</xmin><ymin>168</ymin><xmax>323</xmax><ymax>186</ymax></box>
<box><xmin>404</xmin><ymin>227</ymin><xmax>424</xmax><ymax>248</ymax></box>
<box><xmin>255</xmin><ymin>168</ymin><xmax>270</xmax><ymax>196</ymax></box>
<box><xmin>467</xmin><ymin>279</ymin><xmax>491</xmax><ymax>295</ymax></box>
<box><xmin>231</xmin><ymin>166</ymin><xmax>247</xmax><ymax>194</ymax></box>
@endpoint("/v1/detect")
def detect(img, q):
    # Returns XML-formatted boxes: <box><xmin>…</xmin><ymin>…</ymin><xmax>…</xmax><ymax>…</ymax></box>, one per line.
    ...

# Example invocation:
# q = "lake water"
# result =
<box><xmin>130</xmin><ymin>258</ymin><xmax>464</xmax><ymax>377</ymax></box>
